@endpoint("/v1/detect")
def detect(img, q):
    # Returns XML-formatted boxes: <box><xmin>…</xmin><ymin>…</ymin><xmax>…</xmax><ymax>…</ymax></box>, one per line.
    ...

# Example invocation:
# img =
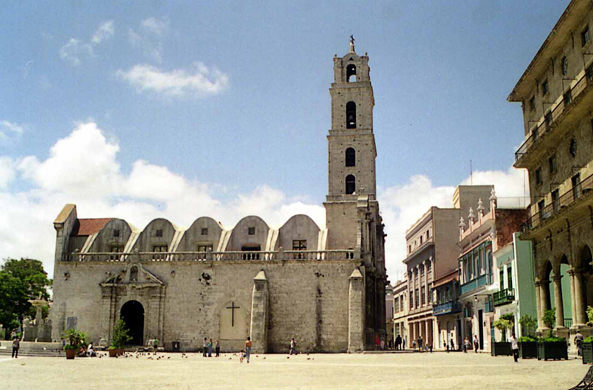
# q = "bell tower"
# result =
<box><xmin>324</xmin><ymin>38</ymin><xmax>378</xmax><ymax>250</ymax></box>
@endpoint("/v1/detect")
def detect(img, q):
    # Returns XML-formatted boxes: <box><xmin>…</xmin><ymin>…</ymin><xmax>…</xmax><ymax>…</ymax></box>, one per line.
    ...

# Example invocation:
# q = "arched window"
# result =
<box><xmin>345</xmin><ymin>174</ymin><xmax>356</xmax><ymax>194</ymax></box>
<box><xmin>347</xmin><ymin>64</ymin><xmax>357</xmax><ymax>82</ymax></box>
<box><xmin>346</xmin><ymin>102</ymin><xmax>356</xmax><ymax>129</ymax></box>
<box><xmin>345</xmin><ymin>148</ymin><xmax>355</xmax><ymax>167</ymax></box>
<box><xmin>130</xmin><ymin>266</ymin><xmax>138</xmax><ymax>282</ymax></box>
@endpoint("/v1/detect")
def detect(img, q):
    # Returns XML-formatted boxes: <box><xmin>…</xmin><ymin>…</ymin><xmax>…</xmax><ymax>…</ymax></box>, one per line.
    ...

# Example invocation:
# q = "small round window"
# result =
<box><xmin>570</xmin><ymin>138</ymin><xmax>577</xmax><ymax>157</ymax></box>
<box><xmin>562</xmin><ymin>56</ymin><xmax>568</xmax><ymax>76</ymax></box>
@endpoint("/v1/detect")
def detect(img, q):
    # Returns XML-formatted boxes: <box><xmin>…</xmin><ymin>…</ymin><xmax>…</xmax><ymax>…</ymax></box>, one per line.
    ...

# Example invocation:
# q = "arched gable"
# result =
<box><xmin>177</xmin><ymin>217</ymin><xmax>224</xmax><ymax>252</ymax></box>
<box><xmin>133</xmin><ymin>218</ymin><xmax>178</xmax><ymax>252</ymax></box>
<box><xmin>276</xmin><ymin>215</ymin><xmax>321</xmax><ymax>251</ymax></box>
<box><xmin>88</xmin><ymin>218</ymin><xmax>133</xmax><ymax>252</ymax></box>
<box><xmin>225</xmin><ymin>216</ymin><xmax>270</xmax><ymax>252</ymax></box>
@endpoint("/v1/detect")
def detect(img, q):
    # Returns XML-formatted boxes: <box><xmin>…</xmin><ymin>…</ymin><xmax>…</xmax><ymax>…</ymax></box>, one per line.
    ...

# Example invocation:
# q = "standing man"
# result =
<box><xmin>12</xmin><ymin>337</ymin><xmax>20</xmax><ymax>358</ymax></box>
<box><xmin>215</xmin><ymin>340</ymin><xmax>220</xmax><ymax>357</ymax></box>
<box><xmin>244</xmin><ymin>337</ymin><xmax>252</xmax><ymax>364</ymax></box>
<box><xmin>473</xmin><ymin>335</ymin><xmax>479</xmax><ymax>353</ymax></box>
<box><xmin>289</xmin><ymin>338</ymin><xmax>297</xmax><ymax>355</ymax></box>
<box><xmin>208</xmin><ymin>338</ymin><xmax>213</xmax><ymax>357</ymax></box>
<box><xmin>510</xmin><ymin>334</ymin><xmax>519</xmax><ymax>363</ymax></box>
<box><xmin>575</xmin><ymin>331</ymin><xmax>584</xmax><ymax>357</ymax></box>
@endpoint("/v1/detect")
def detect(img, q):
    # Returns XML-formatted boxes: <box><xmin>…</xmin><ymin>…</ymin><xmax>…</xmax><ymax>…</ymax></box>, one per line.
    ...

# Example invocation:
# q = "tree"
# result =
<box><xmin>0</xmin><ymin>258</ymin><xmax>52</xmax><ymax>332</ymax></box>
<box><xmin>519</xmin><ymin>314</ymin><xmax>537</xmax><ymax>337</ymax></box>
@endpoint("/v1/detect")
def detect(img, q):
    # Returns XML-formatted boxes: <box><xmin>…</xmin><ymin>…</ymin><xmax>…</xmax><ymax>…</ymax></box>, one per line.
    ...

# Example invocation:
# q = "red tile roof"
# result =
<box><xmin>70</xmin><ymin>218</ymin><xmax>112</xmax><ymax>237</ymax></box>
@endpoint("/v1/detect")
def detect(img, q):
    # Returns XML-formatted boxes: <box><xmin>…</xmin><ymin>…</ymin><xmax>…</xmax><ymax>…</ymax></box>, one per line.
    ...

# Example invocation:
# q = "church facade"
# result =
<box><xmin>50</xmin><ymin>42</ymin><xmax>387</xmax><ymax>353</ymax></box>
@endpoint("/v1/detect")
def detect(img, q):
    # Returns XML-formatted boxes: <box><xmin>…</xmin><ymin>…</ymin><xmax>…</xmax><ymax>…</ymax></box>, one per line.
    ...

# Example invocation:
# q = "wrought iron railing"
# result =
<box><xmin>564</xmin><ymin>317</ymin><xmax>573</xmax><ymax>328</ymax></box>
<box><xmin>522</xmin><ymin>173</ymin><xmax>593</xmax><ymax>231</ymax></box>
<box><xmin>493</xmin><ymin>288</ymin><xmax>515</xmax><ymax>306</ymax></box>
<box><xmin>460</xmin><ymin>273</ymin><xmax>492</xmax><ymax>295</ymax></box>
<box><xmin>485</xmin><ymin>296</ymin><xmax>494</xmax><ymax>313</ymax></box>
<box><xmin>433</xmin><ymin>300</ymin><xmax>462</xmax><ymax>316</ymax></box>
<box><xmin>61</xmin><ymin>249</ymin><xmax>359</xmax><ymax>262</ymax></box>
<box><xmin>515</xmin><ymin>64</ymin><xmax>593</xmax><ymax>163</ymax></box>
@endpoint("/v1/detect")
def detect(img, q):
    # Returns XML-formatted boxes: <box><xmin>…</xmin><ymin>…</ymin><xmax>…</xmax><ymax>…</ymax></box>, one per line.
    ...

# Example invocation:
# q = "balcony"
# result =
<box><xmin>493</xmin><ymin>288</ymin><xmax>515</xmax><ymax>306</ymax></box>
<box><xmin>460</xmin><ymin>273</ymin><xmax>492</xmax><ymax>295</ymax></box>
<box><xmin>433</xmin><ymin>300</ymin><xmax>462</xmax><ymax>316</ymax></box>
<box><xmin>522</xmin><ymin>173</ymin><xmax>593</xmax><ymax>232</ymax></box>
<box><xmin>515</xmin><ymin>64</ymin><xmax>593</xmax><ymax>165</ymax></box>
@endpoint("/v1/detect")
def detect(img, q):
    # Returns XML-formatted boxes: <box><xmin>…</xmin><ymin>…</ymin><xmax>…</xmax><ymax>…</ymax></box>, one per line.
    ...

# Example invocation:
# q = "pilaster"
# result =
<box><xmin>348</xmin><ymin>268</ymin><xmax>365</xmax><ymax>352</ymax></box>
<box><xmin>249</xmin><ymin>270</ymin><xmax>269</xmax><ymax>354</ymax></box>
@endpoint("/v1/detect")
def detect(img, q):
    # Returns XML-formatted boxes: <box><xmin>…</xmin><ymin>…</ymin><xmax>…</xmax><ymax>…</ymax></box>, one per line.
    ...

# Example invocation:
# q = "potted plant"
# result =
<box><xmin>537</xmin><ymin>310</ymin><xmax>568</xmax><ymax>361</ymax></box>
<box><xmin>492</xmin><ymin>318</ymin><xmax>512</xmax><ymax>356</ymax></box>
<box><xmin>109</xmin><ymin>319</ymin><xmax>132</xmax><ymax>357</ymax></box>
<box><xmin>581</xmin><ymin>306</ymin><xmax>593</xmax><ymax>364</ymax></box>
<box><xmin>62</xmin><ymin>328</ymin><xmax>87</xmax><ymax>360</ymax></box>
<box><xmin>518</xmin><ymin>315</ymin><xmax>538</xmax><ymax>359</ymax></box>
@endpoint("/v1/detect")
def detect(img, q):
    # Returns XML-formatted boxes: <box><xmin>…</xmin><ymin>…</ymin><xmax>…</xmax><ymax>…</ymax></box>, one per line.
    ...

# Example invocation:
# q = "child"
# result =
<box><xmin>239</xmin><ymin>349</ymin><xmax>245</xmax><ymax>363</ymax></box>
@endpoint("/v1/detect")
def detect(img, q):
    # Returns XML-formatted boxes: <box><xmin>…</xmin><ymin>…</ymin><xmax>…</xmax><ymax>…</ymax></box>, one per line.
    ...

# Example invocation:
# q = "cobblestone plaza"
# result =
<box><xmin>1</xmin><ymin>352</ymin><xmax>588</xmax><ymax>389</ymax></box>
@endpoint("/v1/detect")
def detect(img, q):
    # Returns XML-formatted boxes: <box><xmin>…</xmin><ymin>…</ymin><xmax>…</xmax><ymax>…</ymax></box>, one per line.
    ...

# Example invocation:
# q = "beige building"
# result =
<box><xmin>508</xmin><ymin>0</ymin><xmax>593</xmax><ymax>344</ymax></box>
<box><xmin>392</xmin><ymin>278</ymin><xmax>409</xmax><ymax>348</ymax></box>
<box><xmin>49</xmin><ymin>41</ymin><xmax>387</xmax><ymax>353</ymax></box>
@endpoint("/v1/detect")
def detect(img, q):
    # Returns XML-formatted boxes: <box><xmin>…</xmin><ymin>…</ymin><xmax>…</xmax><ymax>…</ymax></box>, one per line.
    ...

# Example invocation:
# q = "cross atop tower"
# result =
<box><xmin>349</xmin><ymin>35</ymin><xmax>355</xmax><ymax>53</ymax></box>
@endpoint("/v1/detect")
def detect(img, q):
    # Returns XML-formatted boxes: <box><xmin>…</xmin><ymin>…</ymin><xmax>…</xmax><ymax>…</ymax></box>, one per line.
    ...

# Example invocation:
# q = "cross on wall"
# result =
<box><xmin>226</xmin><ymin>301</ymin><xmax>240</xmax><ymax>327</ymax></box>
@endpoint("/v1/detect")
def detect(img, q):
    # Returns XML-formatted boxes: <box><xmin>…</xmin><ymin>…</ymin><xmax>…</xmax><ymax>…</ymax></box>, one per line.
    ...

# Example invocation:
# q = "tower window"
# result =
<box><xmin>345</xmin><ymin>147</ymin><xmax>356</xmax><ymax>167</ymax></box>
<box><xmin>201</xmin><ymin>228</ymin><xmax>208</xmax><ymax>236</ymax></box>
<box><xmin>130</xmin><ymin>266</ymin><xmax>138</xmax><ymax>282</ymax></box>
<box><xmin>156</xmin><ymin>229</ymin><xmax>163</xmax><ymax>237</ymax></box>
<box><xmin>113</xmin><ymin>229</ymin><xmax>120</xmax><ymax>238</ymax></box>
<box><xmin>345</xmin><ymin>174</ymin><xmax>356</xmax><ymax>194</ymax></box>
<box><xmin>346</xmin><ymin>102</ymin><xmax>356</xmax><ymax>129</ymax></box>
<box><xmin>346</xmin><ymin>64</ymin><xmax>357</xmax><ymax>82</ymax></box>
<box><xmin>248</xmin><ymin>227</ymin><xmax>255</xmax><ymax>235</ymax></box>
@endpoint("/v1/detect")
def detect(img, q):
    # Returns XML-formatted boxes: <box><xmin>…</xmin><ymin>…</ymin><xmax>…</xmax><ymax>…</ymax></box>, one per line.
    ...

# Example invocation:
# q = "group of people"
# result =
<box><xmin>202</xmin><ymin>338</ymin><xmax>221</xmax><ymax>358</ymax></box>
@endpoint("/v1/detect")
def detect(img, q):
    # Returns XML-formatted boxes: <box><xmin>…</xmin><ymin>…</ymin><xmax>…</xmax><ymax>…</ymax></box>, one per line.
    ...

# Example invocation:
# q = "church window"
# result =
<box><xmin>345</xmin><ymin>174</ymin><xmax>356</xmax><ymax>194</ymax></box>
<box><xmin>346</xmin><ymin>64</ymin><xmax>356</xmax><ymax>82</ymax></box>
<box><xmin>153</xmin><ymin>245</ymin><xmax>168</xmax><ymax>252</ymax></box>
<box><xmin>156</xmin><ymin>229</ymin><xmax>163</xmax><ymax>237</ymax></box>
<box><xmin>201</xmin><ymin>228</ymin><xmax>208</xmax><ymax>236</ymax></box>
<box><xmin>198</xmin><ymin>244</ymin><xmax>213</xmax><ymax>252</ymax></box>
<box><xmin>346</xmin><ymin>102</ymin><xmax>356</xmax><ymax>129</ymax></box>
<box><xmin>292</xmin><ymin>240</ymin><xmax>307</xmax><ymax>250</ymax></box>
<box><xmin>130</xmin><ymin>266</ymin><xmax>138</xmax><ymax>282</ymax></box>
<box><xmin>345</xmin><ymin>147</ymin><xmax>355</xmax><ymax>167</ymax></box>
<box><xmin>248</xmin><ymin>227</ymin><xmax>255</xmax><ymax>235</ymax></box>
<box><xmin>113</xmin><ymin>229</ymin><xmax>120</xmax><ymax>237</ymax></box>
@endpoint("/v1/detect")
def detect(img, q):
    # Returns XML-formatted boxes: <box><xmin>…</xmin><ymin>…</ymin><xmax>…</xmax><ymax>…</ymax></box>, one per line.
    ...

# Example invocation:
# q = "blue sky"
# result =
<box><xmin>0</xmin><ymin>1</ymin><xmax>569</xmax><ymax>279</ymax></box>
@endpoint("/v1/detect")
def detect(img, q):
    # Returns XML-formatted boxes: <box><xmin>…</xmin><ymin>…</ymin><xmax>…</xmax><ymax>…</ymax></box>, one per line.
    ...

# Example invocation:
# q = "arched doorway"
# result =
<box><xmin>121</xmin><ymin>300</ymin><xmax>144</xmax><ymax>346</ymax></box>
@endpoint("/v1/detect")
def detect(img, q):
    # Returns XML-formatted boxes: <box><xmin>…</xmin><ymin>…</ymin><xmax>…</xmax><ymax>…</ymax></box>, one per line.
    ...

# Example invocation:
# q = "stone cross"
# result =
<box><xmin>226</xmin><ymin>301</ymin><xmax>240</xmax><ymax>327</ymax></box>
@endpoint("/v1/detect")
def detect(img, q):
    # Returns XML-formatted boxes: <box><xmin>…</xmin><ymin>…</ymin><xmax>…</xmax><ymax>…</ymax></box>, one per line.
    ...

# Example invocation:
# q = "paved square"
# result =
<box><xmin>2</xmin><ymin>352</ymin><xmax>588</xmax><ymax>389</ymax></box>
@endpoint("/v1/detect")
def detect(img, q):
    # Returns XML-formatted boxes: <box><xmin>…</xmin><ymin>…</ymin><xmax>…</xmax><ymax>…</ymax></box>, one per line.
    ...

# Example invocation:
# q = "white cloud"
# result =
<box><xmin>128</xmin><ymin>17</ymin><xmax>169</xmax><ymax>63</ymax></box>
<box><xmin>59</xmin><ymin>38</ymin><xmax>94</xmax><ymax>66</ymax></box>
<box><xmin>2</xmin><ymin>122</ymin><xmax>320</xmax><ymax>276</ymax></box>
<box><xmin>379</xmin><ymin>168</ymin><xmax>529</xmax><ymax>282</ymax></box>
<box><xmin>91</xmin><ymin>20</ymin><xmax>115</xmax><ymax>44</ymax></box>
<box><xmin>0</xmin><ymin>120</ymin><xmax>24</xmax><ymax>141</ymax></box>
<box><xmin>117</xmin><ymin>63</ymin><xmax>230</xmax><ymax>97</ymax></box>
<box><xmin>140</xmin><ymin>17</ymin><xmax>168</xmax><ymax>36</ymax></box>
<box><xmin>60</xmin><ymin>21</ymin><xmax>114</xmax><ymax>66</ymax></box>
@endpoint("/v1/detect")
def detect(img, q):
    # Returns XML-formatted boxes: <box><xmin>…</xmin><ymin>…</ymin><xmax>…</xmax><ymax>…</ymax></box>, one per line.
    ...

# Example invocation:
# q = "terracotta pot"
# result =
<box><xmin>108</xmin><ymin>348</ymin><xmax>118</xmax><ymax>357</ymax></box>
<box><xmin>65</xmin><ymin>349</ymin><xmax>76</xmax><ymax>359</ymax></box>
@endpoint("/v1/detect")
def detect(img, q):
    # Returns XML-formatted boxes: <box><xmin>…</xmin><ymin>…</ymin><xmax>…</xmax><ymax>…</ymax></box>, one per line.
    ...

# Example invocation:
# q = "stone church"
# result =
<box><xmin>50</xmin><ymin>41</ymin><xmax>387</xmax><ymax>353</ymax></box>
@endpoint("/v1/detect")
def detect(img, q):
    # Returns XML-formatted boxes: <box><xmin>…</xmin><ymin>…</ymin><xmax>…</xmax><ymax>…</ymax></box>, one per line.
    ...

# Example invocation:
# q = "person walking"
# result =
<box><xmin>418</xmin><ymin>335</ymin><xmax>423</xmax><ymax>352</ymax></box>
<box><xmin>208</xmin><ymin>338</ymin><xmax>213</xmax><ymax>357</ymax></box>
<box><xmin>374</xmin><ymin>334</ymin><xmax>380</xmax><ymax>351</ymax></box>
<box><xmin>402</xmin><ymin>338</ymin><xmax>406</xmax><ymax>350</ymax></box>
<box><xmin>510</xmin><ymin>334</ymin><xmax>519</xmax><ymax>363</ymax></box>
<box><xmin>215</xmin><ymin>340</ymin><xmax>220</xmax><ymax>357</ymax></box>
<box><xmin>450</xmin><ymin>340</ymin><xmax>455</xmax><ymax>351</ymax></box>
<box><xmin>473</xmin><ymin>335</ymin><xmax>479</xmax><ymax>353</ymax></box>
<box><xmin>289</xmin><ymin>338</ymin><xmax>297</xmax><ymax>355</ymax></box>
<box><xmin>463</xmin><ymin>336</ymin><xmax>469</xmax><ymax>353</ymax></box>
<box><xmin>203</xmin><ymin>338</ymin><xmax>207</xmax><ymax>357</ymax></box>
<box><xmin>244</xmin><ymin>337</ymin><xmax>252</xmax><ymax>364</ymax></box>
<box><xmin>12</xmin><ymin>337</ymin><xmax>20</xmax><ymax>358</ymax></box>
<box><xmin>575</xmin><ymin>331</ymin><xmax>584</xmax><ymax>357</ymax></box>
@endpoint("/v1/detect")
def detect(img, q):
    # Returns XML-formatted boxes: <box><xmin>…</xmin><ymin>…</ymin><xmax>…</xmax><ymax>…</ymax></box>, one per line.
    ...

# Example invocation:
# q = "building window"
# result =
<box><xmin>529</xmin><ymin>96</ymin><xmax>536</xmax><ymax>112</ymax></box>
<box><xmin>582</xmin><ymin>25</ymin><xmax>590</xmax><ymax>47</ymax></box>
<box><xmin>346</xmin><ymin>101</ymin><xmax>356</xmax><ymax>129</ymax></box>
<box><xmin>346</xmin><ymin>64</ymin><xmax>357</xmax><ymax>82</ymax></box>
<box><xmin>197</xmin><ymin>244</ymin><xmax>213</xmax><ymax>252</ymax></box>
<box><xmin>538</xmin><ymin>200</ymin><xmax>546</xmax><ymax>219</ymax></box>
<box><xmin>248</xmin><ymin>227</ymin><xmax>255</xmax><ymax>235</ymax></box>
<box><xmin>535</xmin><ymin>168</ymin><xmax>542</xmax><ymax>185</ymax></box>
<box><xmin>588</xmin><ymin>65</ymin><xmax>593</xmax><ymax>83</ymax></box>
<box><xmin>564</xmin><ymin>90</ymin><xmax>572</xmax><ymax>107</ymax></box>
<box><xmin>548</xmin><ymin>154</ymin><xmax>557</xmax><ymax>174</ymax></box>
<box><xmin>345</xmin><ymin>147</ymin><xmax>356</xmax><ymax>167</ymax></box>
<box><xmin>153</xmin><ymin>245</ymin><xmax>168</xmax><ymax>252</ymax></box>
<box><xmin>292</xmin><ymin>239</ymin><xmax>307</xmax><ymax>250</ymax></box>
<box><xmin>500</xmin><ymin>268</ymin><xmax>505</xmax><ymax>289</ymax></box>
<box><xmin>421</xmin><ymin>286</ymin><xmax>426</xmax><ymax>305</ymax></box>
<box><xmin>241</xmin><ymin>245</ymin><xmax>261</xmax><ymax>260</ymax></box>
<box><xmin>561</xmin><ymin>56</ymin><xmax>568</xmax><ymax>76</ymax></box>
<box><xmin>415</xmin><ymin>289</ymin><xmax>419</xmax><ymax>308</ymax></box>
<box><xmin>408</xmin><ymin>245</ymin><xmax>411</xmax><ymax>254</ymax></box>
<box><xmin>544</xmin><ymin>111</ymin><xmax>552</xmax><ymax>128</ymax></box>
<box><xmin>345</xmin><ymin>174</ymin><xmax>356</xmax><ymax>194</ymax></box>
<box><xmin>426</xmin><ymin>230</ymin><xmax>430</xmax><ymax>239</ymax></box>
<box><xmin>419</xmin><ymin>236</ymin><xmax>423</xmax><ymax>245</ymax></box>
<box><xmin>541</xmin><ymin>79</ymin><xmax>549</xmax><ymax>96</ymax></box>
<box><xmin>552</xmin><ymin>189</ymin><xmax>560</xmax><ymax>213</ymax></box>
<box><xmin>572</xmin><ymin>173</ymin><xmax>582</xmax><ymax>200</ymax></box>
<box><xmin>156</xmin><ymin>229</ymin><xmax>163</xmax><ymax>237</ymax></box>
<box><xmin>201</xmin><ymin>228</ymin><xmax>208</xmax><ymax>236</ymax></box>
<box><xmin>570</xmin><ymin>138</ymin><xmax>577</xmax><ymax>157</ymax></box>
<box><xmin>507</xmin><ymin>265</ymin><xmax>513</xmax><ymax>290</ymax></box>
<box><xmin>113</xmin><ymin>229</ymin><xmax>120</xmax><ymax>238</ymax></box>
<box><xmin>409</xmin><ymin>292</ymin><xmax>413</xmax><ymax>309</ymax></box>
<box><xmin>130</xmin><ymin>266</ymin><xmax>138</xmax><ymax>282</ymax></box>
<box><xmin>427</xmin><ymin>261</ymin><xmax>431</xmax><ymax>273</ymax></box>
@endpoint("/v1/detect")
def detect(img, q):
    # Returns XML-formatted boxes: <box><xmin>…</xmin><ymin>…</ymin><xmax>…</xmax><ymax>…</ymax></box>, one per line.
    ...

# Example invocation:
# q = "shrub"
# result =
<box><xmin>493</xmin><ymin>319</ymin><xmax>512</xmax><ymax>341</ymax></box>
<box><xmin>518</xmin><ymin>336</ymin><xmax>537</xmax><ymax>343</ymax></box>
<box><xmin>538</xmin><ymin>336</ymin><xmax>565</xmax><ymax>343</ymax></box>
<box><xmin>519</xmin><ymin>315</ymin><xmax>537</xmax><ymax>337</ymax></box>
<box><xmin>111</xmin><ymin>319</ymin><xmax>132</xmax><ymax>349</ymax></box>
<box><xmin>62</xmin><ymin>329</ymin><xmax>87</xmax><ymax>351</ymax></box>
<box><xmin>586</xmin><ymin>306</ymin><xmax>593</xmax><ymax>327</ymax></box>
<box><xmin>542</xmin><ymin>309</ymin><xmax>556</xmax><ymax>329</ymax></box>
